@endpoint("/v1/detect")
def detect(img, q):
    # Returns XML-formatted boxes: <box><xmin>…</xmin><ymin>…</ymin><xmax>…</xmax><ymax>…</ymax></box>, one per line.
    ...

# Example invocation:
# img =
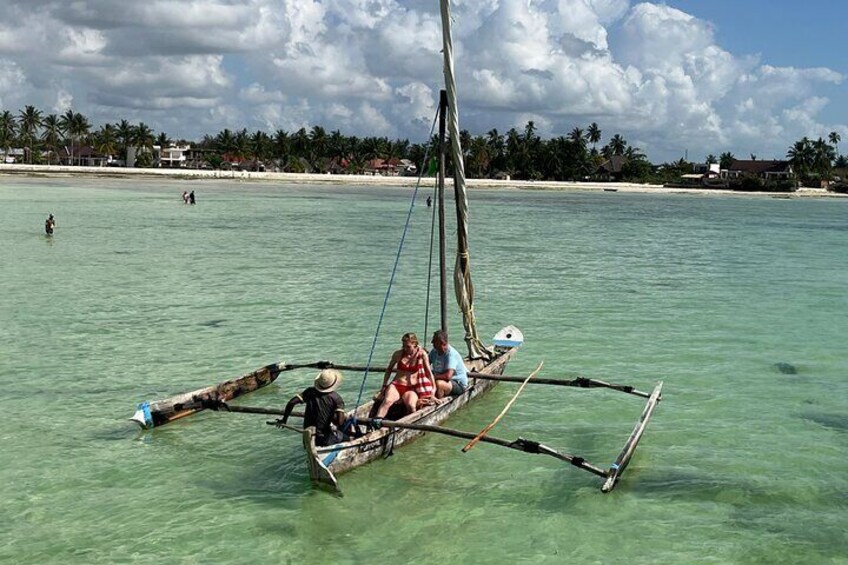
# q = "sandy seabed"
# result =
<box><xmin>1</xmin><ymin>163</ymin><xmax>843</xmax><ymax>198</ymax></box>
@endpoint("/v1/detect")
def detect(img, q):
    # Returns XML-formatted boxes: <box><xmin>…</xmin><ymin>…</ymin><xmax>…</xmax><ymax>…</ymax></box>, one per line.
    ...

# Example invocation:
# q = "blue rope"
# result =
<box><xmin>349</xmin><ymin>109</ymin><xmax>440</xmax><ymax>420</ymax></box>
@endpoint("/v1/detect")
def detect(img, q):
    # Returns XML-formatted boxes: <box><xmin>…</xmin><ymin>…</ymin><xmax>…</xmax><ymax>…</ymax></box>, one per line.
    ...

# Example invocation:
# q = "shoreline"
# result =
<box><xmin>1</xmin><ymin>163</ymin><xmax>844</xmax><ymax>198</ymax></box>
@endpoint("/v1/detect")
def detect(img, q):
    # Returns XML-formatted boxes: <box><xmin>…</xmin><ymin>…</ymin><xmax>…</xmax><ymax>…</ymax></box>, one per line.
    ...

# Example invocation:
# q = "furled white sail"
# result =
<box><xmin>439</xmin><ymin>0</ymin><xmax>490</xmax><ymax>360</ymax></box>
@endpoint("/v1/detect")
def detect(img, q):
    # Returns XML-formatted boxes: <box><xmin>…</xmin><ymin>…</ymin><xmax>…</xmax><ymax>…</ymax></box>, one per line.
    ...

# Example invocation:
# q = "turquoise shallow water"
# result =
<box><xmin>1</xmin><ymin>177</ymin><xmax>847</xmax><ymax>564</ymax></box>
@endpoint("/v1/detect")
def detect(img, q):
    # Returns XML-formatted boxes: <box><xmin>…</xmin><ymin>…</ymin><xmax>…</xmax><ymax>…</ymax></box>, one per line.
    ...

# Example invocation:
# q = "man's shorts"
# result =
<box><xmin>450</xmin><ymin>380</ymin><xmax>467</xmax><ymax>396</ymax></box>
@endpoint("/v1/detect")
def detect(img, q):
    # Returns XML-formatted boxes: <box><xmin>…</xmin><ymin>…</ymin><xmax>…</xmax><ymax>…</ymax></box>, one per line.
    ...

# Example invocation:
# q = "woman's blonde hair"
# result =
<box><xmin>402</xmin><ymin>332</ymin><xmax>419</xmax><ymax>346</ymax></box>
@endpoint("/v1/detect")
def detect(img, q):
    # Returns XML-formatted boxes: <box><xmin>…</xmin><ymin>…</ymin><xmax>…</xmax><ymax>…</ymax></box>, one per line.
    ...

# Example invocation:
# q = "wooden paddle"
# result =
<box><xmin>462</xmin><ymin>362</ymin><xmax>543</xmax><ymax>452</ymax></box>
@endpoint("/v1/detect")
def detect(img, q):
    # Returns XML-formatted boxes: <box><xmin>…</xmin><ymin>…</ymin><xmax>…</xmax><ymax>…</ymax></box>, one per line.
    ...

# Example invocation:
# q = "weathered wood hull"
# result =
<box><xmin>304</xmin><ymin>347</ymin><xmax>518</xmax><ymax>492</ymax></box>
<box><xmin>131</xmin><ymin>362</ymin><xmax>286</xmax><ymax>429</ymax></box>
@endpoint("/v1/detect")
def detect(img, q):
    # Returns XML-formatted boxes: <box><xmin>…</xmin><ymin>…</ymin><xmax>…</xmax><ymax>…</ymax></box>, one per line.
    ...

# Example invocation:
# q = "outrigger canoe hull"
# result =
<box><xmin>131</xmin><ymin>362</ymin><xmax>286</xmax><ymax>429</ymax></box>
<box><xmin>304</xmin><ymin>346</ymin><xmax>518</xmax><ymax>493</ymax></box>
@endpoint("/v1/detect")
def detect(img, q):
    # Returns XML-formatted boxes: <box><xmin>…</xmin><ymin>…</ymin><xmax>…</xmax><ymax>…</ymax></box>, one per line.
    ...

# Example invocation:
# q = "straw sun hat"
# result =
<box><xmin>314</xmin><ymin>369</ymin><xmax>343</xmax><ymax>393</ymax></box>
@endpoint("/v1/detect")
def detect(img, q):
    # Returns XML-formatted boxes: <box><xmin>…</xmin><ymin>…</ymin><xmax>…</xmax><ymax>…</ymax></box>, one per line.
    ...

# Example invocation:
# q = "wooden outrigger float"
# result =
<box><xmin>130</xmin><ymin>0</ymin><xmax>664</xmax><ymax>494</ymax></box>
<box><xmin>130</xmin><ymin>360</ymin><xmax>382</xmax><ymax>429</ymax></box>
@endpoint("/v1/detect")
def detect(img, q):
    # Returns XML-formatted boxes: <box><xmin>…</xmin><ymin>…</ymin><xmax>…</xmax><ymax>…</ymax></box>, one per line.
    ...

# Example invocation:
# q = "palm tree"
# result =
<box><xmin>58</xmin><ymin>110</ymin><xmax>74</xmax><ymax>165</ymax></box>
<box><xmin>250</xmin><ymin>130</ymin><xmax>273</xmax><ymax>165</ymax></box>
<box><xmin>601</xmin><ymin>134</ymin><xmax>628</xmax><ymax>159</ymax></box>
<box><xmin>0</xmin><ymin>110</ymin><xmax>17</xmax><ymax>162</ymax></box>
<box><xmin>586</xmin><ymin>122</ymin><xmax>601</xmax><ymax>154</ymax></box>
<box><xmin>812</xmin><ymin>137</ymin><xmax>836</xmax><ymax>180</ymax></box>
<box><xmin>787</xmin><ymin>137</ymin><xmax>814</xmax><ymax>182</ymax></box>
<box><xmin>568</xmin><ymin>127</ymin><xmax>586</xmax><ymax>151</ymax></box>
<box><xmin>116</xmin><ymin>119</ymin><xmax>134</xmax><ymax>163</ymax></box>
<box><xmin>624</xmin><ymin>146</ymin><xmax>646</xmax><ymax>160</ymax></box>
<box><xmin>41</xmin><ymin>114</ymin><xmax>62</xmax><ymax>164</ymax></box>
<box><xmin>705</xmin><ymin>154</ymin><xmax>717</xmax><ymax>165</ymax></box>
<box><xmin>719</xmin><ymin>152</ymin><xmax>735</xmax><ymax>170</ymax></box>
<box><xmin>326</xmin><ymin>129</ymin><xmax>347</xmax><ymax>167</ymax></box>
<box><xmin>94</xmin><ymin>124</ymin><xmax>118</xmax><ymax>161</ymax></box>
<box><xmin>467</xmin><ymin>135</ymin><xmax>491</xmax><ymax>178</ymax></box>
<box><xmin>486</xmin><ymin>128</ymin><xmax>505</xmax><ymax>173</ymax></box>
<box><xmin>131</xmin><ymin>122</ymin><xmax>155</xmax><ymax>166</ymax></box>
<box><xmin>155</xmin><ymin>132</ymin><xmax>171</xmax><ymax>149</ymax></box>
<box><xmin>215</xmin><ymin>129</ymin><xmax>237</xmax><ymax>157</ymax></box>
<box><xmin>273</xmin><ymin>129</ymin><xmax>291</xmax><ymax>163</ymax></box>
<box><xmin>59</xmin><ymin>111</ymin><xmax>90</xmax><ymax>165</ymax></box>
<box><xmin>829</xmin><ymin>131</ymin><xmax>841</xmax><ymax>159</ymax></box>
<box><xmin>521</xmin><ymin>121</ymin><xmax>541</xmax><ymax>179</ymax></box>
<box><xmin>71</xmin><ymin>113</ymin><xmax>91</xmax><ymax>164</ymax></box>
<box><xmin>233</xmin><ymin>128</ymin><xmax>250</xmax><ymax>161</ymax></box>
<box><xmin>18</xmin><ymin>105</ymin><xmax>43</xmax><ymax>164</ymax></box>
<box><xmin>291</xmin><ymin>128</ymin><xmax>310</xmax><ymax>160</ymax></box>
<box><xmin>309</xmin><ymin>126</ymin><xmax>327</xmax><ymax>166</ymax></box>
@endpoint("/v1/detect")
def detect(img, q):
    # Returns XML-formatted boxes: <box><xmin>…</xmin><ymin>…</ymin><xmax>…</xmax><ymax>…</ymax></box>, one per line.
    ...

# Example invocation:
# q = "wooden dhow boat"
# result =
<box><xmin>303</xmin><ymin>330</ymin><xmax>521</xmax><ymax>492</ymax></box>
<box><xmin>130</xmin><ymin>0</ymin><xmax>662</xmax><ymax>494</ymax></box>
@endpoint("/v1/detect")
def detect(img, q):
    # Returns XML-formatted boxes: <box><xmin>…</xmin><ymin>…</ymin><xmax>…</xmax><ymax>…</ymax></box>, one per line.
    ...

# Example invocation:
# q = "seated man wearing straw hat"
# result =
<box><xmin>281</xmin><ymin>369</ymin><xmax>347</xmax><ymax>446</ymax></box>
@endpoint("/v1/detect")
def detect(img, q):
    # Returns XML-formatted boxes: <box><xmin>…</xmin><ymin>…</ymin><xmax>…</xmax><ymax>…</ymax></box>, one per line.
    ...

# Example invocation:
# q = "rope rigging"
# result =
<box><xmin>348</xmin><ymin>106</ymin><xmax>442</xmax><ymax>421</ymax></box>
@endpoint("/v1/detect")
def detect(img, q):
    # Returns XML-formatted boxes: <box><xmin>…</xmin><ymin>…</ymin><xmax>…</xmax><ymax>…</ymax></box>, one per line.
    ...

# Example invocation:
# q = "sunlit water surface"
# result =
<box><xmin>1</xmin><ymin>177</ymin><xmax>846</xmax><ymax>563</ymax></box>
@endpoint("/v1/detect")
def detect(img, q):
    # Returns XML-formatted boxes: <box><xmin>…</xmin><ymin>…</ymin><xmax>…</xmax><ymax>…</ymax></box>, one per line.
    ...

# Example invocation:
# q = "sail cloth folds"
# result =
<box><xmin>439</xmin><ymin>0</ymin><xmax>492</xmax><ymax>360</ymax></box>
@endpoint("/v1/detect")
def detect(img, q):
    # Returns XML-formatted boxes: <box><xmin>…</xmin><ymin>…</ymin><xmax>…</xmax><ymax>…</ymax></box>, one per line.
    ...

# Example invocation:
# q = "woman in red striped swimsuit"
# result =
<box><xmin>375</xmin><ymin>332</ymin><xmax>436</xmax><ymax>418</ymax></box>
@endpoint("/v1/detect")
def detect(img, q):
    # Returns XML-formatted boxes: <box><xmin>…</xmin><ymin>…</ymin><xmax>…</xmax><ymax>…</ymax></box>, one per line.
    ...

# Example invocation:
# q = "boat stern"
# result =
<box><xmin>303</xmin><ymin>426</ymin><xmax>341</xmax><ymax>494</ymax></box>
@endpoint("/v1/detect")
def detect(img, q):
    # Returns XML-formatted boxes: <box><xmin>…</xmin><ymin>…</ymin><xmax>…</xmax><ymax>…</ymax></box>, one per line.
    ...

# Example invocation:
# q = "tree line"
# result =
<box><xmin>1</xmin><ymin>104</ymin><xmax>844</xmax><ymax>185</ymax></box>
<box><xmin>0</xmin><ymin>105</ymin><xmax>648</xmax><ymax>180</ymax></box>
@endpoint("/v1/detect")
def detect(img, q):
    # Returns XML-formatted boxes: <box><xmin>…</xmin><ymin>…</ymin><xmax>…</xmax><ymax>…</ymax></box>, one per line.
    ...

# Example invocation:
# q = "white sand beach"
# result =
<box><xmin>1</xmin><ymin>163</ymin><xmax>843</xmax><ymax>198</ymax></box>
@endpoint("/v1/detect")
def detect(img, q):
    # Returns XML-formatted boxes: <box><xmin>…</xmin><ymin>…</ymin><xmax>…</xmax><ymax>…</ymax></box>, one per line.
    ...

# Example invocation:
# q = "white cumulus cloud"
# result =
<box><xmin>0</xmin><ymin>0</ymin><xmax>842</xmax><ymax>161</ymax></box>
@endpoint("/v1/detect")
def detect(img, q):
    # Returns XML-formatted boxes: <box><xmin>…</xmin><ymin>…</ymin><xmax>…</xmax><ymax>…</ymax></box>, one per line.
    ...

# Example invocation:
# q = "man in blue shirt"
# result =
<box><xmin>429</xmin><ymin>330</ymin><xmax>468</xmax><ymax>398</ymax></box>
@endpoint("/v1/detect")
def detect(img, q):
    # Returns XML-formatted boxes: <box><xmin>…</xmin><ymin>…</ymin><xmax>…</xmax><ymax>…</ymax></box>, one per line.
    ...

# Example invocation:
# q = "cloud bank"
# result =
<box><xmin>0</xmin><ymin>0</ymin><xmax>843</xmax><ymax>162</ymax></box>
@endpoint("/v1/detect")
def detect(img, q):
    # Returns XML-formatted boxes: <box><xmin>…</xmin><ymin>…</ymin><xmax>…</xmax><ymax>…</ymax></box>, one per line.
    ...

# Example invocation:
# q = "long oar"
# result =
<box><xmin>462</xmin><ymin>362</ymin><xmax>543</xmax><ymax>452</ymax></box>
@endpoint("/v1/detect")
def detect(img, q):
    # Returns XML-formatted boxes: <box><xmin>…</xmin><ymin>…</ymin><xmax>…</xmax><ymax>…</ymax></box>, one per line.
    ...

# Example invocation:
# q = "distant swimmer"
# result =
<box><xmin>182</xmin><ymin>191</ymin><xmax>189</xmax><ymax>204</ymax></box>
<box><xmin>45</xmin><ymin>214</ymin><xmax>55</xmax><ymax>235</ymax></box>
<box><xmin>426</xmin><ymin>196</ymin><xmax>432</xmax><ymax>207</ymax></box>
<box><xmin>189</xmin><ymin>190</ymin><xmax>196</xmax><ymax>205</ymax></box>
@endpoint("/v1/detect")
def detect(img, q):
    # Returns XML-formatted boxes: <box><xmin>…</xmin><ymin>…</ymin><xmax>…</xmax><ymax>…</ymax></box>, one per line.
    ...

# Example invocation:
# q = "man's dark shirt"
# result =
<box><xmin>285</xmin><ymin>387</ymin><xmax>345</xmax><ymax>445</ymax></box>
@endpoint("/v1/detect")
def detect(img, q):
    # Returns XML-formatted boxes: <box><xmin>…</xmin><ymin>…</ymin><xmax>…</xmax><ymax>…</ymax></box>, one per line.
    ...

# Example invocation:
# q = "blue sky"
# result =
<box><xmin>667</xmin><ymin>0</ymin><xmax>848</xmax><ymax>138</ymax></box>
<box><xmin>1</xmin><ymin>0</ymin><xmax>846</xmax><ymax>163</ymax></box>
<box><xmin>669</xmin><ymin>1</ymin><xmax>847</xmax><ymax>72</ymax></box>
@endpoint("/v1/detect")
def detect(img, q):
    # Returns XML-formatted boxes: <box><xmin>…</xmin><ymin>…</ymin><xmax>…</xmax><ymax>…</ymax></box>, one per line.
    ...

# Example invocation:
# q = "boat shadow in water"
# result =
<box><xmin>199</xmin><ymin>451</ymin><xmax>317</xmax><ymax>506</ymax></box>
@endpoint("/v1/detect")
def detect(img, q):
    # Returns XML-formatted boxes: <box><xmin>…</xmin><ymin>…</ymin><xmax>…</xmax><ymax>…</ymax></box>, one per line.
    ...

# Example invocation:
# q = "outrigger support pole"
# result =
<box><xmin>333</xmin><ymin>416</ymin><xmax>609</xmax><ymax>479</ymax></box>
<box><xmin>468</xmin><ymin>372</ymin><xmax>654</xmax><ymax>399</ymax></box>
<box><xmin>266</xmin><ymin>361</ymin><xmax>654</xmax><ymax>399</ymax></box>
<box><xmin>202</xmin><ymin>383</ymin><xmax>664</xmax><ymax>492</ymax></box>
<box><xmin>205</xmin><ymin>399</ymin><xmax>608</xmax><ymax>478</ymax></box>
